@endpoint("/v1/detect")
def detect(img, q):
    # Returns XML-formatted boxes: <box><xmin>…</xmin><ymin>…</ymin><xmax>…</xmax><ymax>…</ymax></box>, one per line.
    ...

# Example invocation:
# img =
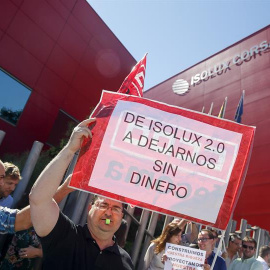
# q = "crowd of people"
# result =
<box><xmin>143</xmin><ymin>220</ymin><xmax>270</xmax><ymax>270</ymax></box>
<box><xmin>0</xmin><ymin>119</ymin><xmax>269</xmax><ymax>270</ymax></box>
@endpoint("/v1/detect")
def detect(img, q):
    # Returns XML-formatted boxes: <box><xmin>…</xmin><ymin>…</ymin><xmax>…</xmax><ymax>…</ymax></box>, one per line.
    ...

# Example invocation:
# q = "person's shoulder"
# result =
<box><xmin>147</xmin><ymin>242</ymin><xmax>156</xmax><ymax>252</ymax></box>
<box><xmin>252</xmin><ymin>259</ymin><xmax>264</xmax><ymax>269</ymax></box>
<box><xmin>0</xmin><ymin>195</ymin><xmax>13</xmax><ymax>207</ymax></box>
<box><xmin>118</xmin><ymin>245</ymin><xmax>131</xmax><ymax>257</ymax></box>
<box><xmin>0</xmin><ymin>206</ymin><xmax>17</xmax><ymax>234</ymax></box>
<box><xmin>217</xmin><ymin>254</ymin><xmax>226</xmax><ymax>262</ymax></box>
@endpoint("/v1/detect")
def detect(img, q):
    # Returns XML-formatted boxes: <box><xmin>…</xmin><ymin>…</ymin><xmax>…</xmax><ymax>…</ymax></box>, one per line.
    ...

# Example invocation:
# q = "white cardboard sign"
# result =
<box><xmin>89</xmin><ymin>100</ymin><xmax>242</xmax><ymax>223</ymax></box>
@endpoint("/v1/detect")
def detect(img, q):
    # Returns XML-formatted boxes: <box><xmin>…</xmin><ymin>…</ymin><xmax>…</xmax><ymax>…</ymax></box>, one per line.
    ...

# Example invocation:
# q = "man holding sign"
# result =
<box><xmin>29</xmin><ymin>119</ymin><xmax>134</xmax><ymax>270</ymax></box>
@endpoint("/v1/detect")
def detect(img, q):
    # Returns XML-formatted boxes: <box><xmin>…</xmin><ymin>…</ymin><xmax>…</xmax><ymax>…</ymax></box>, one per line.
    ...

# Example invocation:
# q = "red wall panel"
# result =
<box><xmin>46</xmin><ymin>0</ymin><xmax>70</xmax><ymax>20</ymax></box>
<box><xmin>145</xmin><ymin>25</ymin><xmax>270</xmax><ymax>231</ymax></box>
<box><xmin>0</xmin><ymin>34</ymin><xmax>43</xmax><ymax>88</ymax></box>
<box><xmin>21</xmin><ymin>0</ymin><xmax>66</xmax><ymax>41</ymax></box>
<box><xmin>0</xmin><ymin>0</ymin><xmax>18</xmax><ymax>32</ymax></box>
<box><xmin>58</xmin><ymin>23</ymin><xmax>88</xmax><ymax>63</ymax></box>
<box><xmin>35</xmin><ymin>67</ymin><xmax>69</xmax><ymax>105</ymax></box>
<box><xmin>7</xmin><ymin>10</ymin><xmax>55</xmax><ymax>63</ymax></box>
<box><xmin>0</xmin><ymin>0</ymin><xmax>136</xmax><ymax>155</ymax></box>
<box><xmin>46</xmin><ymin>44</ymin><xmax>79</xmax><ymax>84</ymax></box>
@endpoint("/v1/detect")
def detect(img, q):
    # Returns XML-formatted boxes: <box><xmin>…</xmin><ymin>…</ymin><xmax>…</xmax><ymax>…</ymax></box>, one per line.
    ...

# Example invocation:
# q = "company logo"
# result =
<box><xmin>172</xmin><ymin>79</ymin><xmax>190</xmax><ymax>95</ymax></box>
<box><xmin>172</xmin><ymin>40</ymin><xmax>270</xmax><ymax>94</ymax></box>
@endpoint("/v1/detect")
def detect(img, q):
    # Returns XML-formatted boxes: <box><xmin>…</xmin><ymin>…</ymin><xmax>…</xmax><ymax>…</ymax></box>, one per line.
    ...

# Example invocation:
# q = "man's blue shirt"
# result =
<box><xmin>207</xmin><ymin>251</ymin><xmax>227</xmax><ymax>270</ymax></box>
<box><xmin>0</xmin><ymin>207</ymin><xmax>17</xmax><ymax>234</ymax></box>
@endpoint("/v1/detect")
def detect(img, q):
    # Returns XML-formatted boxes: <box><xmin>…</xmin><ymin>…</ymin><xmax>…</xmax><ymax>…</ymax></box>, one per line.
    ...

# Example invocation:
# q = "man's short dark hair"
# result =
<box><xmin>229</xmin><ymin>233</ymin><xmax>242</xmax><ymax>242</ymax></box>
<box><xmin>199</xmin><ymin>229</ymin><xmax>215</xmax><ymax>239</ymax></box>
<box><xmin>259</xmin><ymin>245</ymin><xmax>270</xmax><ymax>258</ymax></box>
<box><xmin>242</xmin><ymin>236</ymin><xmax>257</xmax><ymax>248</ymax></box>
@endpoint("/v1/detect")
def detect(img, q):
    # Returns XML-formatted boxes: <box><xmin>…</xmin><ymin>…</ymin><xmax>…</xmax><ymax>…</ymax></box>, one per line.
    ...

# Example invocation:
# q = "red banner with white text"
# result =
<box><xmin>70</xmin><ymin>91</ymin><xmax>255</xmax><ymax>230</ymax></box>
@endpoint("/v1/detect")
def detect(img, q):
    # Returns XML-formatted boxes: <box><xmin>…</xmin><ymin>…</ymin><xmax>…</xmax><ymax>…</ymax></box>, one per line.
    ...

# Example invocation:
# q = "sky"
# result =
<box><xmin>87</xmin><ymin>0</ymin><xmax>270</xmax><ymax>91</ymax></box>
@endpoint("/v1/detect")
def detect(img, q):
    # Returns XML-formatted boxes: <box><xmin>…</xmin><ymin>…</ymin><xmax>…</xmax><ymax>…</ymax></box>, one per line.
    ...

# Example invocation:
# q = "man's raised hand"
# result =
<box><xmin>66</xmin><ymin>118</ymin><xmax>96</xmax><ymax>153</ymax></box>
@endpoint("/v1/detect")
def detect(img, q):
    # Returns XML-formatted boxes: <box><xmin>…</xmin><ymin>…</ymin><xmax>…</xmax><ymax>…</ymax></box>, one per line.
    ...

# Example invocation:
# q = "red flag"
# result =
<box><xmin>117</xmin><ymin>54</ymin><xmax>147</xmax><ymax>97</ymax></box>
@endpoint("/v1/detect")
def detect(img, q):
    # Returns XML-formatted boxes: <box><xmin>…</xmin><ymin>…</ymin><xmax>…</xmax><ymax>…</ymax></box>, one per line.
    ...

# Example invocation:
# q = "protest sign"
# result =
<box><xmin>70</xmin><ymin>90</ymin><xmax>255</xmax><ymax>229</ymax></box>
<box><xmin>164</xmin><ymin>243</ymin><xmax>206</xmax><ymax>270</ymax></box>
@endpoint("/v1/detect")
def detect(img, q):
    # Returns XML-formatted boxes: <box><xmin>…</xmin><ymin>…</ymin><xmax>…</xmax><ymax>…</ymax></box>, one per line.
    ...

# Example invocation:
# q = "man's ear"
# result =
<box><xmin>88</xmin><ymin>204</ymin><xmax>92</xmax><ymax>212</ymax></box>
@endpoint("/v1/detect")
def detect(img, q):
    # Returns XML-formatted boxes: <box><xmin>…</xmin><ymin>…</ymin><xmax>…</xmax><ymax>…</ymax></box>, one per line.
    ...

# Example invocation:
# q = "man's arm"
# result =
<box><xmin>14</xmin><ymin>175</ymin><xmax>74</xmax><ymax>232</ymax></box>
<box><xmin>29</xmin><ymin>119</ymin><xmax>95</xmax><ymax>237</ymax></box>
<box><xmin>177</xmin><ymin>219</ymin><xmax>198</xmax><ymax>243</ymax></box>
<box><xmin>187</xmin><ymin>222</ymin><xmax>198</xmax><ymax>243</ymax></box>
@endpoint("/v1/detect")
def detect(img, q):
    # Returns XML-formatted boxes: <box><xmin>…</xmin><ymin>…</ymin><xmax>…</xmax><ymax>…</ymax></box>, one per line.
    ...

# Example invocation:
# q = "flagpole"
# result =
<box><xmin>208</xmin><ymin>102</ymin><xmax>214</xmax><ymax>115</ymax></box>
<box><xmin>223</xmin><ymin>97</ymin><xmax>228</xmax><ymax>118</ymax></box>
<box><xmin>235</xmin><ymin>90</ymin><xmax>245</xmax><ymax>122</ymax></box>
<box><xmin>201</xmin><ymin>106</ymin><xmax>205</xmax><ymax>113</ymax></box>
<box><xmin>210</xmin><ymin>230</ymin><xmax>226</xmax><ymax>270</ymax></box>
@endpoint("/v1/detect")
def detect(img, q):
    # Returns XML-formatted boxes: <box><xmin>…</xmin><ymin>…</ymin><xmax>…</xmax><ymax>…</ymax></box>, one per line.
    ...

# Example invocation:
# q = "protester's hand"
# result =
<box><xmin>221</xmin><ymin>251</ymin><xmax>227</xmax><ymax>259</ymax></box>
<box><xmin>19</xmin><ymin>246</ymin><xmax>42</xmax><ymax>258</ymax></box>
<box><xmin>66</xmin><ymin>118</ymin><xmax>96</xmax><ymax>153</ymax></box>
<box><xmin>161</xmin><ymin>254</ymin><xmax>168</xmax><ymax>264</ymax></box>
<box><xmin>178</xmin><ymin>219</ymin><xmax>188</xmax><ymax>229</ymax></box>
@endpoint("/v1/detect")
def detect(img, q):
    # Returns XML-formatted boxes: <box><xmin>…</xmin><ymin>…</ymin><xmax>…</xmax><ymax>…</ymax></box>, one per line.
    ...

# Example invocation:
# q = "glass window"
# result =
<box><xmin>0</xmin><ymin>68</ymin><xmax>31</xmax><ymax>125</ymax></box>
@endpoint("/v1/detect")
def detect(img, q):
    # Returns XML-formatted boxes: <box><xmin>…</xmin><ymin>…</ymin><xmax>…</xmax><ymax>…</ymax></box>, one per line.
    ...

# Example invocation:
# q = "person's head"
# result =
<box><xmin>228</xmin><ymin>233</ymin><xmax>242</xmax><ymax>254</ymax></box>
<box><xmin>197</xmin><ymin>229</ymin><xmax>215</xmax><ymax>253</ymax></box>
<box><xmin>152</xmin><ymin>223</ymin><xmax>182</xmax><ymax>254</ymax></box>
<box><xmin>87</xmin><ymin>196</ymin><xmax>124</xmax><ymax>239</ymax></box>
<box><xmin>0</xmin><ymin>162</ymin><xmax>21</xmax><ymax>198</ymax></box>
<box><xmin>209</xmin><ymin>229</ymin><xmax>219</xmax><ymax>246</ymax></box>
<box><xmin>259</xmin><ymin>245</ymin><xmax>270</xmax><ymax>263</ymax></box>
<box><xmin>242</xmin><ymin>236</ymin><xmax>257</xmax><ymax>259</ymax></box>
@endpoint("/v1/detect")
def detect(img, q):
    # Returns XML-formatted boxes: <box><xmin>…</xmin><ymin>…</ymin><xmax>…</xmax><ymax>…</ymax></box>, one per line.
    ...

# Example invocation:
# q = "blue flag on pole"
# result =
<box><xmin>234</xmin><ymin>91</ymin><xmax>245</xmax><ymax>123</ymax></box>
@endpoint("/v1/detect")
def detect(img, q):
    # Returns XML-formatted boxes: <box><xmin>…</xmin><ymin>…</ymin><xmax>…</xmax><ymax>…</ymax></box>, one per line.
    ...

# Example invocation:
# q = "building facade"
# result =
<box><xmin>0</xmin><ymin>0</ymin><xmax>136</xmax><ymax>154</ymax></box>
<box><xmin>145</xmin><ymin>25</ymin><xmax>270</xmax><ymax>231</ymax></box>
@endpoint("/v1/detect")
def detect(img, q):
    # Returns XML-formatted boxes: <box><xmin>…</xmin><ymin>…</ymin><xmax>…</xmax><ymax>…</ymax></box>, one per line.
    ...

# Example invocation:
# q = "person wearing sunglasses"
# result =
<box><xmin>197</xmin><ymin>229</ymin><xmax>226</xmax><ymax>270</ymax></box>
<box><xmin>229</xmin><ymin>236</ymin><xmax>263</xmax><ymax>270</ymax></box>
<box><xmin>222</xmin><ymin>233</ymin><xmax>242</xmax><ymax>268</ymax></box>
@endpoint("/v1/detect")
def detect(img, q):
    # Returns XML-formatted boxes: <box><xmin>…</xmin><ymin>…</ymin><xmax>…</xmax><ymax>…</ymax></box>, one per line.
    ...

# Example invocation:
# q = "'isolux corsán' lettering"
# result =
<box><xmin>190</xmin><ymin>40</ymin><xmax>270</xmax><ymax>85</ymax></box>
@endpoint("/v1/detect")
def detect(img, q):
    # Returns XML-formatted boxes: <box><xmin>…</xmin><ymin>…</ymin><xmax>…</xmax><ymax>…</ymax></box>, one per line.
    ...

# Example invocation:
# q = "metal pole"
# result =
<box><xmin>239</xmin><ymin>219</ymin><xmax>247</xmax><ymax>239</ymax></box>
<box><xmin>163</xmin><ymin>215</ymin><xmax>174</xmax><ymax>231</ymax></box>
<box><xmin>131</xmin><ymin>209</ymin><xmax>150</xmax><ymax>266</ymax></box>
<box><xmin>78</xmin><ymin>193</ymin><xmax>94</xmax><ymax>225</ymax></box>
<box><xmin>138</xmin><ymin>212</ymin><xmax>159</xmax><ymax>269</ymax></box>
<box><xmin>0</xmin><ymin>130</ymin><xmax>6</xmax><ymax>146</ymax></box>
<box><xmin>254</xmin><ymin>228</ymin><xmax>262</xmax><ymax>258</ymax></box>
<box><xmin>124</xmin><ymin>205</ymin><xmax>135</xmax><ymax>240</ymax></box>
<box><xmin>224</xmin><ymin>219</ymin><xmax>233</xmax><ymax>246</ymax></box>
<box><xmin>12</xmin><ymin>141</ymin><xmax>44</xmax><ymax>207</ymax></box>
<box><xmin>210</xmin><ymin>230</ymin><xmax>226</xmax><ymax>270</ymax></box>
<box><xmin>69</xmin><ymin>191</ymin><xmax>90</xmax><ymax>224</ymax></box>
